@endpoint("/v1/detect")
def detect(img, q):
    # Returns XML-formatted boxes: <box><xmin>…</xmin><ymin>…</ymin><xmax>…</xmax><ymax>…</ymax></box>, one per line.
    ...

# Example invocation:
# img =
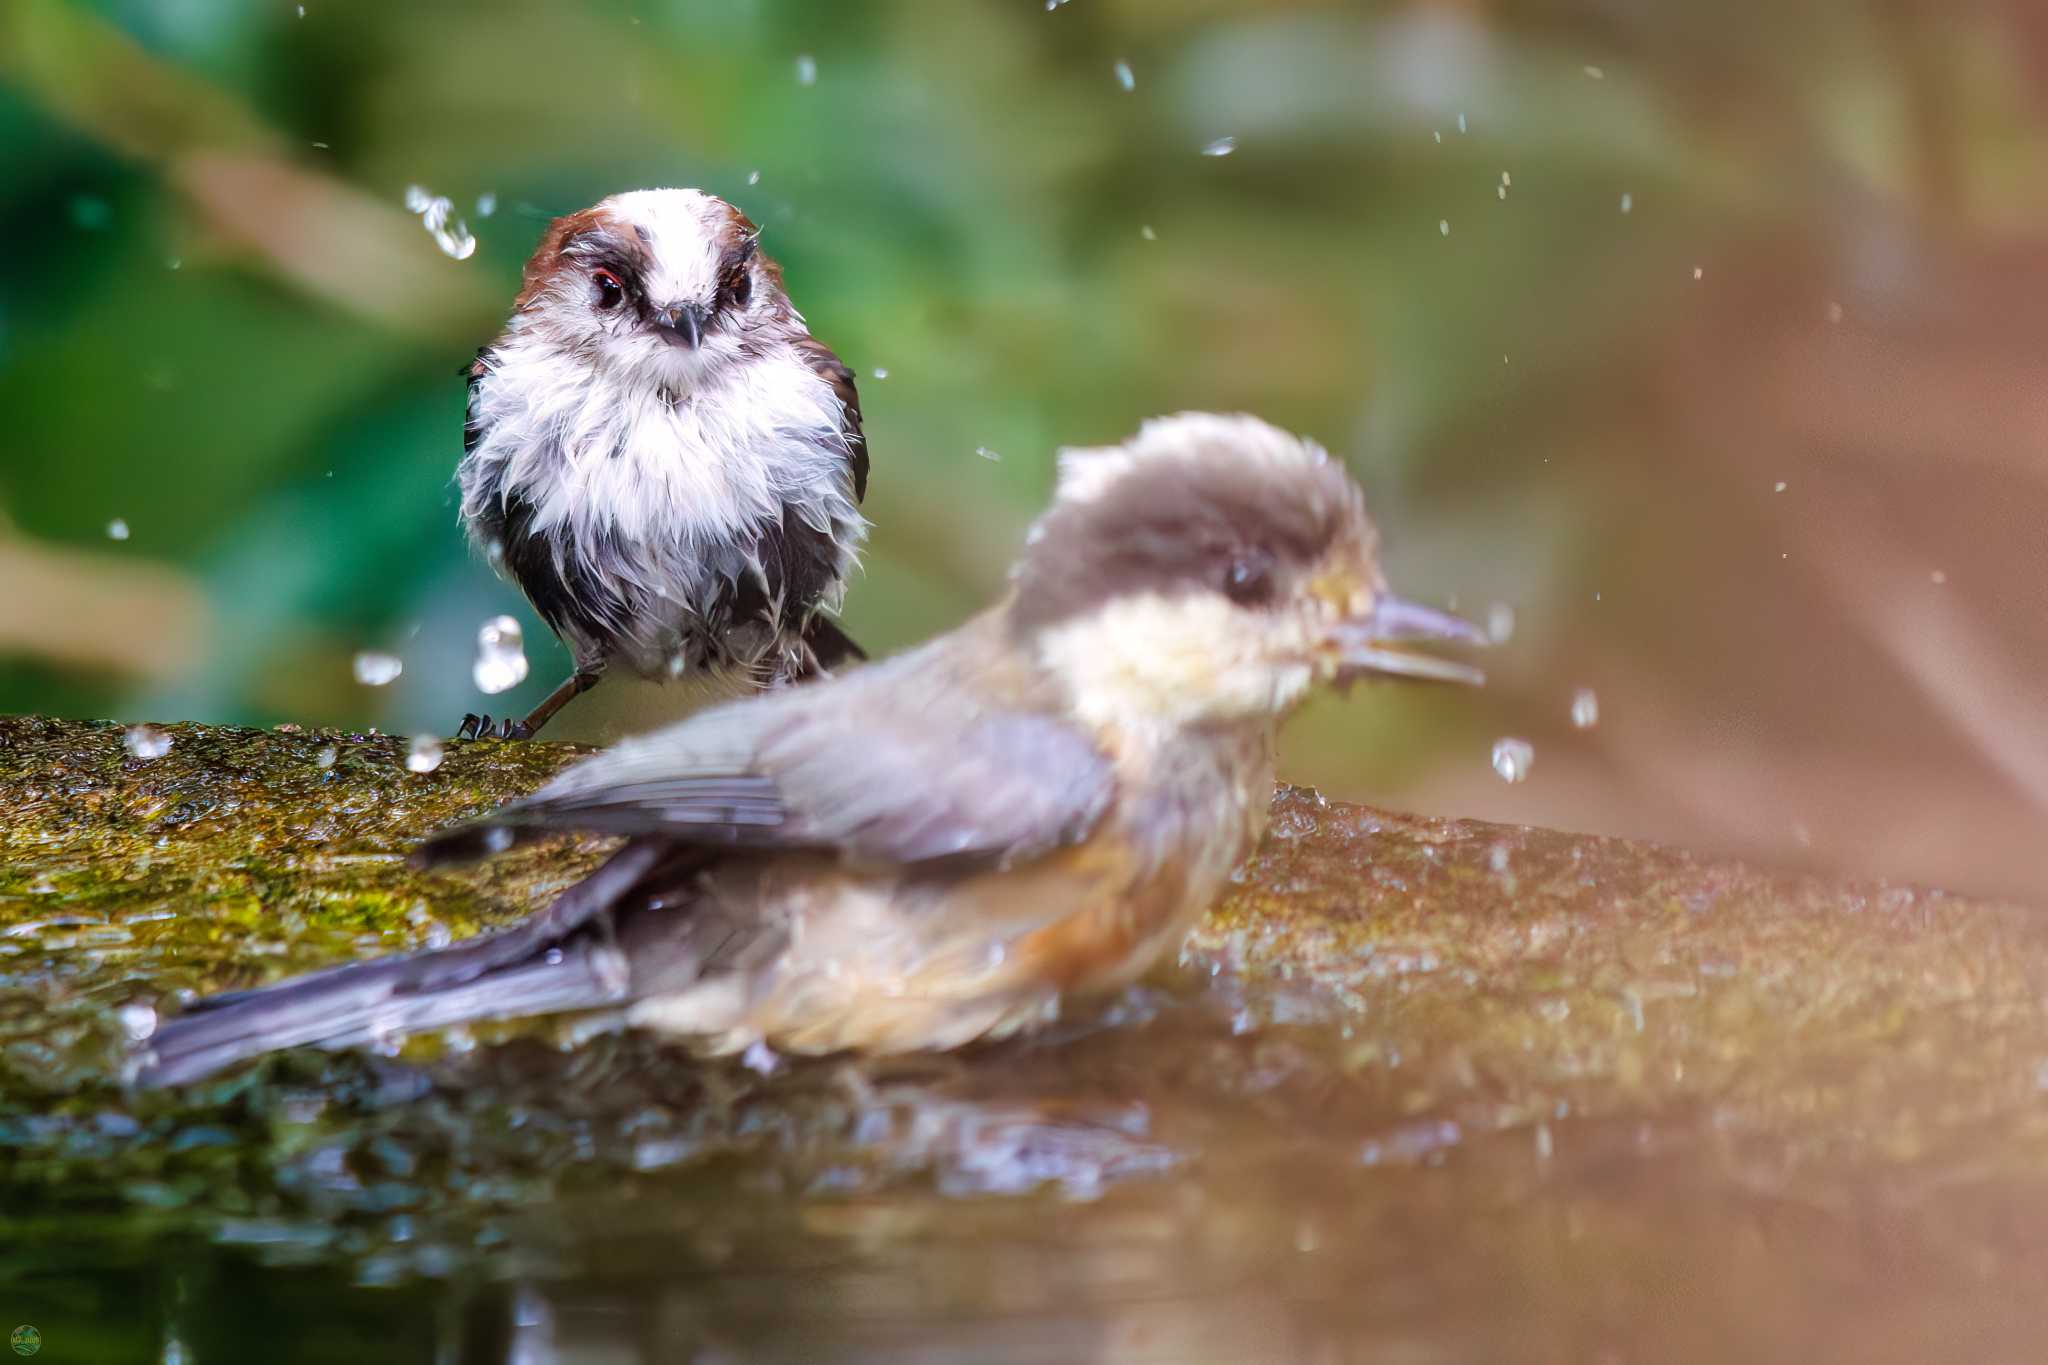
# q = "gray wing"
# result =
<box><xmin>415</xmin><ymin>653</ymin><xmax>1116</xmax><ymax>872</ymax></box>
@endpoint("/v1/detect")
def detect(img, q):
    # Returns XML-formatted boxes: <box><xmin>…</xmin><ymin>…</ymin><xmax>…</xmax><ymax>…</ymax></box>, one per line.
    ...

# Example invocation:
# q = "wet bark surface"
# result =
<box><xmin>3</xmin><ymin>714</ymin><xmax>2045</xmax><ymax>1362</ymax></box>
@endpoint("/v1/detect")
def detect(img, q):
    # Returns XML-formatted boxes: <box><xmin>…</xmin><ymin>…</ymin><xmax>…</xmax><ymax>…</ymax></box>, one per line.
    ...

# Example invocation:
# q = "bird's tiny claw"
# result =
<box><xmin>498</xmin><ymin>719</ymin><xmax>535</xmax><ymax>741</ymax></box>
<box><xmin>456</xmin><ymin>714</ymin><xmax>483</xmax><ymax>741</ymax></box>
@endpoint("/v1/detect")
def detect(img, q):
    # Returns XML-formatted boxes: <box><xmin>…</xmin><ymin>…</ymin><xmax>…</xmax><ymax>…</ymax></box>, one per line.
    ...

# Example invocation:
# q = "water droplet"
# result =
<box><xmin>747</xmin><ymin>169</ymin><xmax>761</xmax><ymax>186</ymax></box>
<box><xmin>1457</xmin><ymin>112</ymin><xmax>1467</xmax><ymax>134</ymax></box>
<box><xmin>1113</xmin><ymin>59</ymin><xmax>1134</xmax><ymax>91</ymax></box>
<box><xmin>1491</xmin><ymin>737</ymin><xmax>1534</xmax><ymax>783</ymax></box>
<box><xmin>1826</xmin><ymin>301</ymin><xmax>1843</xmax><ymax>324</ymax></box>
<box><xmin>1498</xmin><ymin>185</ymin><xmax>1507</xmax><ymax>200</ymax></box>
<box><xmin>105</xmin><ymin>518</ymin><xmax>129</xmax><ymax>541</ymax></box>
<box><xmin>472</xmin><ymin>614</ymin><xmax>529</xmax><ymax>695</ymax></box>
<box><xmin>1501</xmin><ymin>171</ymin><xmax>1512</xmax><ymax>187</ymax></box>
<box><xmin>742</xmin><ymin>1039</ymin><xmax>782</xmax><ymax>1075</ymax></box>
<box><xmin>403</xmin><ymin>185</ymin><xmax>476</xmax><ymax>260</ymax></box>
<box><xmin>475</xmin><ymin>192</ymin><xmax>497</xmax><ymax>218</ymax></box>
<box><xmin>1583</xmin><ymin>64</ymin><xmax>1606</xmax><ymax>79</ymax></box>
<box><xmin>1931</xmin><ymin>569</ymin><xmax>1948</xmax><ymax>585</ymax></box>
<box><xmin>1486</xmin><ymin>603</ymin><xmax>1515</xmax><ymax>644</ymax></box>
<box><xmin>406</xmin><ymin>735</ymin><xmax>445</xmax><ymax>774</ymax></box>
<box><xmin>315</xmin><ymin>746</ymin><xmax>338</xmax><ymax>769</ymax></box>
<box><xmin>974</xmin><ymin>445</ymin><xmax>1002</xmax><ymax>462</ymax></box>
<box><xmin>1619</xmin><ymin>191</ymin><xmax>1633</xmax><ymax>214</ymax></box>
<box><xmin>1488</xmin><ymin>843</ymin><xmax>1511</xmax><ymax>874</ymax></box>
<box><xmin>1201</xmin><ymin>136</ymin><xmax>1237</xmax><ymax>157</ymax></box>
<box><xmin>794</xmin><ymin>54</ymin><xmax>817</xmax><ymax>86</ymax></box>
<box><xmin>123</xmin><ymin>725</ymin><xmax>172</xmax><ymax>761</ymax></box>
<box><xmin>1433</xmin><ymin>129</ymin><xmax>1442</xmax><ymax>144</ymax></box>
<box><xmin>1140</xmin><ymin>224</ymin><xmax>1157</xmax><ymax>240</ymax></box>
<box><xmin>353</xmin><ymin>651</ymin><xmax>403</xmax><ymax>687</ymax></box>
<box><xmin>1692</xmin><ymin>266</ymin><xmax>1704</xmax><ymax>280</ymax></box>
<box><xmin>872</xmin><ymin>366</ymin><xmax>889</xmax><ymax>380</ymax></box>
<box><xmin>1774</xmin><ymin>480</ymin><xmax>1787</xmax><ymax>493</ymax></box>
<box><xmin>1439</xmin><ymin>219</ymin><xmax>1451</xmax><ymax>236</ymax></box>
<box><xmin>117</xmin><ymin>1000</ymin><xmax>158</xmax><ymax>1042</ymax></box>
<box><xmin>1570</xmin><ymin>687</ymin><xmax>1599</xmax><ymax>729</ymax></box>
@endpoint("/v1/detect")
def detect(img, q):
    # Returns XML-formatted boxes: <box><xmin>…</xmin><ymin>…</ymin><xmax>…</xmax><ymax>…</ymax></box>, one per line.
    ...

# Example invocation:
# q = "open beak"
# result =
<box><xmin>653</xmin><ymin>302</ymin><xmax>706</xmax><ymax>350</ymax></box>
<box><xmin>1330</xmin><ymin>595</ymin><xmax>1488</xmax><ymax>687</ymax></box>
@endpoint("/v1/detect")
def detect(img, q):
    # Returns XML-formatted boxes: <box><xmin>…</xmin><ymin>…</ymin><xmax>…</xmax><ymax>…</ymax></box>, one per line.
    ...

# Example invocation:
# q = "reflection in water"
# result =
<box><xmin>13</xmin><ymin>996</ymin><xmax>2048</xmax><ymax>1365</ymax></box>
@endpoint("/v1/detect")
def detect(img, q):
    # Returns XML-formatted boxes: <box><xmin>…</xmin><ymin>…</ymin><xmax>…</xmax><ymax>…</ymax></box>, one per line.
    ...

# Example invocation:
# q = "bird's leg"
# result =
<box><xmin>455</xmin><ymin>668</ymin><xmax>601</xmax><ymax>742</ymax></box>
<box><xmin>510</xmin><ymin>667</ymin><xmax>604</xmax><ymax>739</ymax></box>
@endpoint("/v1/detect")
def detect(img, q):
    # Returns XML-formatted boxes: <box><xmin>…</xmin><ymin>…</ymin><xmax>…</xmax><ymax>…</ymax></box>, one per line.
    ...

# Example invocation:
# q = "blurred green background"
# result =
<box><xmin>7</xmin><ymin>0</ymin><xmax>2048</xmax><ymax>898</ymax></box>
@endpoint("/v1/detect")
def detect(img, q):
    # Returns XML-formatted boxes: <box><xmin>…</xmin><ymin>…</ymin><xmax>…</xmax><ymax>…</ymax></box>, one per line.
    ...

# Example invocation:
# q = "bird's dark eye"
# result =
<box><xmin>718</xmin><ymin>249</ymin><xmax>753</xmax><ymax>310</ymax></box>
<box><xmin>592</xmin><ymin>269</ymin><xmax>625</xmax><ymax>310</ymax></box>
<box><xmin>1222</xmin><ymin>555</ymin><xmax>1275</xmax><ymax>607</ymax></box>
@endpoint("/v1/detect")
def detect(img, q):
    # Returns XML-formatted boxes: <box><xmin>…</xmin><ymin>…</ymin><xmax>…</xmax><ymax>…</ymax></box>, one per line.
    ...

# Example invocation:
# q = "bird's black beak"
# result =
<box><xmin>1330</xmin><ymin>595</ymin><xmax>1488</xmax><ymax>687</ymax></box>
<box><xmin>652</xmin><ymin>302</ymin><xmax>707</xmax><ymax>350</ymax></box>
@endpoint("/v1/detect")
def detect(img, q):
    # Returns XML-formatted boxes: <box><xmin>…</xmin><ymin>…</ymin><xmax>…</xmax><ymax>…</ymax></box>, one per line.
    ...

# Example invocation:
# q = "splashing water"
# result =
<box><xmin>1571</xmin><ymin>688</ymin><xmax>1600</xmax><ymax>730</ymax></box>
<box><xmin>403</xmin><ymin>186</ymin><xmax>476</xmax><ymax>261</ymax></box>
<box><xmin>1114</xmin><ymin>60</ymin><xmax>1134</xmax><ymax>91</ymax></box>
<box><xmin>473</xmin><ymin>615</ymin><xmax>529</xmax><ymax>695</ymax></box>
<box><xmin>1486</xmin><ymin>603</ymin><xmax>1515</xmax><ymax>645</ymax></box>
<box><xmin>1620</xmin><ymin>192</ymin><xmax>1633</xmax><ymax>214</ymax></box>
<box><xmin>123</xmin><ymin>725</ymin><xmax>172</xmax><ymax>761</ymax></box>
<box><xmin>1491</xmin><ymin>738</ymin><xmax>1534</xmax><ymax>784</ymax></box>
<box><xmin>353</xmin><ymin>651</ymin><xmax>403</xmax><ymax>687</ymax></box>
<box><xmin>475</xmin><ymin>192</ymin><xmax>497</xmax><ymax>218</ymax></box>
<box><xmin>1201</xmin><ymin>137</ymin><xmax>1237</xmax><ymax>157</ymax></box>
<box><xmin>974</xmin><ymin>446</ymin><xmax>1002</xmax><ymax>462</ymax></box>
<box><xmin>117</xmin><ymin>1001</ymin><xmax>158</xmax><ymax>1043</ymax></box>
<box><xmin>105</xmin><ymin>518</ymin><xmax>129</xmax><ymax>541</ymax></box>
<box><xmin>872</xmin><ymin>366</ymin><xmax>889</xmax><ymax>380</ymax></box>
<box><xmin>406</xmin><ymin>735</ymin><xmax>445</xmax><ymax>775</ymax></box>
<box><xmin>1439</xmin><ymin>219</ymin><xmax>1451</xmax><ymax>236</ymax></box>
<box><xmin>794</xmin><ymin>54</ymin><xmax>817</xmax><ymax>86</ymax></box>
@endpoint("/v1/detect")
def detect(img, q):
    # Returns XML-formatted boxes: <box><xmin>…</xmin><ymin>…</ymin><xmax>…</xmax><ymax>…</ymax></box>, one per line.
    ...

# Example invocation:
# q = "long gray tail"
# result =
<box><xmin>132</xmin><ymin>927</ymin><xmax>630</xmax><ymax>1088</ymax></box>
<box><xmin>133</xmin><ymin>841</ymin><xmax>679</xmax><ymax>1088</ymax></box>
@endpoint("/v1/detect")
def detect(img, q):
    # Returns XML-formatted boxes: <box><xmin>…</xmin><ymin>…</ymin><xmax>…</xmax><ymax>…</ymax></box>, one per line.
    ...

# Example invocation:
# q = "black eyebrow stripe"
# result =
<box><xmin>561</xmin><ymin>231</ymin><xmax>651</xmax><ymax>297</ymax></box>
